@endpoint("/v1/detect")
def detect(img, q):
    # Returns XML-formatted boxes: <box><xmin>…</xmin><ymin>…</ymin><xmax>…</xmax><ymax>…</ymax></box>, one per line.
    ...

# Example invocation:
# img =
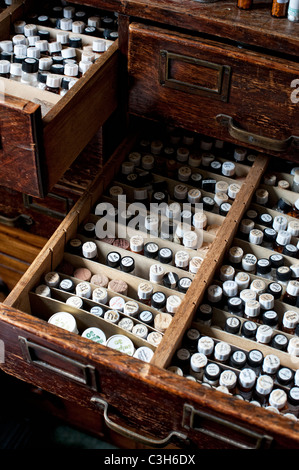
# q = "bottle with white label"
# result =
<box><xmin>190</xmin><ymin>353</ymin><xmax>208</xmax><ymax>380</ymax></box>
<box><xmin>48</xmin><ymin>311</ymin><xmax>79</xmax><ymax>334</ymax></box>
<box><xmin>219</xmin><ymin>370</ymin><xmax>237</xmax><ymax>394</ymax></box>
<box><xmin>237</xmin><ymin>368</ymin><xmax>257</xmax><ymax>400</ymax></box>
<box><xmin>282</xmin><ymin>310</ymin><xmax>299</xmax><ymax>334</ymax></box>
<box><xmin>197</xmin><ymin>336</ymin><xmax>214</xmax><ymax>358</ymax></box>
<box><xmin>213</xmin><ymin>341</ymin><xmax>231</xmax><ymax>364</ymax></box>
<box><xmin>262</xmin><ymin>354</ymin><xmax>280</xmax><ymax>379</ymax></box>
<box><xmin>288</xmin><ymin>0</ymin><xmax>299</xmax><ymax>23</ymax></box>
<box><xmin>253</xmin><ymin>375</ymin><xmax>274</xmax><ymax>406</ymax></box>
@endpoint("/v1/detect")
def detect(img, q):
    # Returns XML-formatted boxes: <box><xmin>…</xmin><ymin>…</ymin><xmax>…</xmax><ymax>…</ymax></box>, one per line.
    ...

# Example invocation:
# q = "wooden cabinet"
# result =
<box><xmin>0</xmin><ymin>0</ymin><xmax>299</xmax><ymax>450</ymax></box>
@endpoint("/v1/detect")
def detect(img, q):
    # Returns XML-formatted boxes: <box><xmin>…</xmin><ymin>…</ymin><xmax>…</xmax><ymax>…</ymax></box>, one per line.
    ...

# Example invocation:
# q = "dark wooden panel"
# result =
<box><xmin>128</xmin><ymin>23</ymin><xmax>299</xmax><ymax>159</ymax></box>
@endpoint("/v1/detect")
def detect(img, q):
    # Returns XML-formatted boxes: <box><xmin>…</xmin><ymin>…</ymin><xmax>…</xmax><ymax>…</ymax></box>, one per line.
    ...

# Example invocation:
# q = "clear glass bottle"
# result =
<box><xmin>9</xmin><ymin>62</ymin><xmax>22</xmax><ymax>81</ymax></box>
<box><xmin>21</xmin><ymin>58</ymin><xmax>39</xmax><ymax>86</ymax></box>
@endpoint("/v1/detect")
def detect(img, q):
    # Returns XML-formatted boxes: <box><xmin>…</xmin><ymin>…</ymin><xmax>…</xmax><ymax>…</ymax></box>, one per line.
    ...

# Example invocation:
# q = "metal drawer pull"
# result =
<box><xmin>216</xmin><ymin>114</ymin><xmax>299</xmax><ymax>152</ymax></box>
<box><xmin>182</xmin><ymin>404</ymin><xmax>273</xmax><ymax>449</ymax></box>
<box><xmin>19</xmin><ymin>336</ymin><xmax>97</xmax><ymax>390</ymax></box>
<box><xmin>91</xmin><ymin>396</ymin><xmax>188</xmax><ymax>447</ymax></box>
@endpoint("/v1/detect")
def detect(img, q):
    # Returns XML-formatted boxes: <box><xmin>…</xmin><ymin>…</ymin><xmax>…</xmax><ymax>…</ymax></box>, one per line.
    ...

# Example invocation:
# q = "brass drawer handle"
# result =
<box><xmin>91</xmin><ymin>396</ymin><xmax>187</xmax><ymax>447</ymax></box>
<box><xmin>216</xmin><ymin>114</ymin><xmax>299</xmax><ymax>152</ymax></box>
<box><xmin>19</xmin><ymin>336</ymin><xmax>97</xmax><ymax>390</ymax></box>
<box><xmin>182</xmin><ymin>404</ymin><xmax>273</xmax><ymax>449</ymax></box>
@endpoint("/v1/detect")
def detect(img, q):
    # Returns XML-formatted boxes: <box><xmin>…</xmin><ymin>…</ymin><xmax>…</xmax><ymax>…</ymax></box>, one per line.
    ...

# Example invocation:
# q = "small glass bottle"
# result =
<box><xmin>45</xmin><ymin>73</ymin><xmax>61</xmax><ymax>94</ymax></box>
<box><xmin>271</xmin><ymin>333</ymin><xmax>289</xmax><ymax>352</ymax></box>
<box><xmin>219</xmin><ymin>370</ymin><xmax>237</xmax><ymax>394</ymax></box>
<box><xmin>234</xmin><ymin>271</ymin><xmax>250</xmax><ymax>291</ymax></box>
<box><xmin>283</xmin><ymin>280</ymin><xmax>299</xmax><ymax>306</ymax></box>
<box><xmin>203</xmin><ymin>363</ymin><xmax>221</xmax><ymax>387</ymax></box>
<box><xmin>276</xmin><ymin>367</ymin><xmax>294</xmax><ymax>388</ymax></box>
<box><xmin>227</xmin><ymin>297</ymin><xmax>244</xmax><ymax>317</ymax></box>
<box><xmin>268</xmin><ymin>389</ymin><xmax>288</xmax><ymax>413</ymax></box>
<box><xmin>256</xmin><ymin>258</ymin><xmax>272</xmax><ymax>279</ymax></box>
<box><xmin>274</xmin><ymin>230</ymin><xmax>292</xmax><ymax>253</ymax></box>
<box><xmin>237</xmin><ymin>368</ymin><xmax>257</xmax><ymax>400</ymax></box>
<box><xmin>241</xmin><ymin>320</ymin><xmax>258</xmax><ymax>340</ymax></box>
<box><xmin>197</xmin><ymin>336</ymin><xmax>215</xmax><ymax>359</ymax></box>
<box><xmin>190</xmin><ymin>352</ymin><xmax>208</xmax><ymax>381</ymax></box>
<box><xmin>9</xmin><ymin>62</ymin><xmax>22</xmax><ymax>81</ymax></box>
<box><xmin>246</xmin><ymin>349</ymin><xmax>264</xmax><ymax>375</ymax></box>
<box><xmin>255</xmin><ymin>188</ymin><xmax>269</xmax><ymax>207</ymax></box>
<box><xmin>183</xmin><ymin>327</ymin><xmax>201</xmax><ymax>353</ymax></box>
<box><xmin>239</xmin><ymin>219</ymin><xmax>255</xmax><ymax>240</ymax></box>
<box><xmin>241</xmin><ymin>253</ymin><xmax>257</xmax><ymax>274</ymax></box>
<box><xmin>261</xmin><ymin>310</ymin><xmax>279</xmax><ymax>330</ymax></box>
<box><xmin>20</xmin><ymin>57</ymin><xmax>39</xmax><ymax>87</ymax></box>
<box><xmin>253</xmin><ymin>375</ymin><xmax>274</xmax><ymax>407</ymax></box>
<box><xmin>174</xmin><ymin>250</ymin><xmax>190</xmax><ymax>271</ymax></box>
<box><xmin>282</xmin><ymin>310</ymin><xmax>299</xmax><ymax>334</ymax></box>
<box><xmin>213</xmin><ymin>341</ymin><xmax>231</xmax><ymax>364</ymax></box>
<box><xmin>276</xmin><ymin>266</ymin><xmax>292</xmax><ymax>287</ymax></box>
<box><xmin>224</xmin><ymin>315</ymin><xmax>241</xmax><ymax>335</ymax></box>
<box><xmin>151</xmin><ymin>291</ymin><xmax>167</xmax><ymax>312</ymax></box>
<box><xmin>149</xmin><ymin>265</ymin><xmax>165</xmax><ymax>285</ymax></box>
<box><xmin>262</xmin><ymin>354</ymin><xmax>281</xmax><ymax>379</ymax></box>
<box><xmin>120</xmin><ymin>256</ymin><xmax>135</xmax><ymax>275</ymax></box>
<box><xmin>286</xmin><ymin>387</ymin><xmax>299</xmax><ymax>417</ymax></box>
<box><xmin>272</xmin><ymin>0</ymin><xmax>289</xmax><ymax>17</ymax></box>
<box><xmin>256</xmin><ymin>324</ymin><xmax>274</xmax><ymax>345</ymax></box>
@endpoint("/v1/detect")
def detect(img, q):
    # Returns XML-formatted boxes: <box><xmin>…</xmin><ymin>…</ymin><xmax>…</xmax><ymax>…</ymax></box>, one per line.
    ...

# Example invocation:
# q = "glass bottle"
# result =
<box><xmin>282</xmin><ymin>310</ymin><xmax>299</xmax><ymax>334</ymax></box>
<box><xmin>283</xmin><ymin>280</ymin><xmax>299</xmax><ymax>306</ymax></box>
<box><xmin>9</xmin><ymin>62</ymin><xmax>22</xmax><ymax>81</ymax></box>
<box><xmin>224</xmin><ymin>315</ymin><xmax>241</xmax><ymax>334</ymax></box>
<box><xmin>190</xmin><ymin>352</ymin><xmax>208</xmax><ymax>381</ymax></box>
<box><xmin>203</xmin><ymin>363</ymin><xmax>221</xmax><ymax>387</ymax></box>
<box><xmin>274</xmin><ymin>230</ymin><xmax>292</xmax><ymax>253</ymax></box>
<box><xmin>21</xmin><ymin>58</ymin><xmax>39</xmax><ymax>86</ymax></box>
<box><xmin>268</xmin><ymin>389</ymin><xmax>288</xmax><ymax>413</ymax></box>
<box><xmin>262</xmin><ymin>354</ymin><xmax>281</xmax><ymax>379</ymax></box>
<box><xmin>246</xmin><ymin>349</ymin><xmax>264</xmax><ymax>376</ymax></box>
<box><xmin>197</xmin><ymin>336</ymin><xmax>215</xmax><ymax>359</ymax></box>
<box><xmin>45</xmin><ymin>73</ymin><xmax>61</xmax><ymax>94</ymax></box>
<box><xmin>213</xmin><ymin>341</ymin><xmax>231</xmax><ymax>364</ymax></box>
<box><xmin>272</xmin><ymin>0</ymin><xmax>289</xmax><ymax>17</ymax></box>
<box><xmin>229</xmin><ymin>349</ymin><xmax>247</xmax><ymax>369</ymax></box>
<box><xmin>286</xmin><ymin>387</ymin><xmax>299</xmax><ymax>417</ymax></box>
<box><xmin>237</xmin><ymin>368</ymin><xmax>257</xmax><ymax>400</ymax></box>
<box><xmin>253</xmin><ymin>375</ymin><xmax>274</xmax><ymax>406</ymax></box>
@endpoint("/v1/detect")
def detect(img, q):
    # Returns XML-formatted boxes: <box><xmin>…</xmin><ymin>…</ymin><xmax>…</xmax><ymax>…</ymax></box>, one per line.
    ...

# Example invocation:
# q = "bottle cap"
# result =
<box><xmin>214</xmin><ymin>341</ymin><xmax>231</xmax><ymax>361</ymax></box>
<box><xmin>144</xmin><ymin>242</ymin><xmax>159</xmax><ymax>259</ymax></box>
<box><xmin>92</xmin><ymin>287</ymin><xmax>108</xmax><ymax>304</ymax></box>
<box><xmin>48</xmin><ymin>311</ymin><xmax>78</xmax><ymax>333</ymax></box>
<box><xmin>176</xmin><ymin>147</ymin><xmax>189</xmax><ymax>162</ymax></box>
<box><xmin>247</xmin><ymin>349</ymin><xmax>263</xmax><ymax>368</ymax></box>
<box><xmin>79</xmin><ymin>60</ymin><xmax>93</xmax><ymax>74</ymax></box>
<box><xmin>59</xmin><ymin>278</ymin><xmax>75</xmax><ymax>293</ymax></box>
<box><xmin>255</xmin><ymin>188</ymin><xmax>269</xmax><ymax>205</ymax></box>
<box><xmin>10</xmin><ymin>62</ymin><xmax>22</xmax><ymax>77</ymax></box>
<box><xmin>269</xmin><ymin>253</ymin><xmax>284</xmax><ymax>268</ymax></box>
<box><xmin>262</xmin><ymin>354</ymin><xmax>280</xmax><ymax>374</ymax></box>
<box><xmin>82</xmin><ymin>327</ymin><xmax>106</xmax><ymax>344</ymax></box>
<box><xmin>287</xmin><ymin>387</ymin><xmax>299</xmax><ymax>406</ymax></box>
<box><xmin>44</xmin><ymin>271</ymin><xmax>60</xmax><ymax>288</ymax></box>
<box><xmin>144</xmin><ymin>215</ymin><xmax>159</xmax><ymax>233</ymax></box>
<box><xmin>46</xmin><ymin>73</ymin><xmax>61</xmax><ymax>88</ymax></box>
<box><xmin>14</xmin><ymin>21</ymin><xmax>26</xmax><ymax>34</ymax></box>
<box><xmin>286</xmin><ymin>280</ymin><xmax>299</xmax><ymax>297</ymax></box>
<box><xmin>228</xmin><ymin>246</ymin><xmax>243</xmax><ymax>264</ymax></box>
<box><xmin>202</xmin><ymin>196</ymin><xmax>215</xmax><ymax>211</ymax></box>
<box><xmin>219</xmin><ymin>370</ymin><xmax>237</xmax><ymax>389</ymax></box>
<box><xmin>222</xmin><ymin>280</ymin><xmax>238</xmax><ymax>297</ymax></box>
<box><xmin>189</xmin><ymin>256</ymin><xmax>204</xmax><ymax>274</ymax></box>
<box><xmin>190</xmin><ymin>352</ymin><xmax>208</xmax><ymax>373</ymax></box>
<box><xmin>261</xmin><ymin>310</ymin><xmax>278</xmax><ymax>328</ymax></box>
<box><xmin>82</xmin><ymin>241</ymin><xmax>97</xmax><ymax>259</ymax></box>
<box><xmin>81</xmin><ymin>50</ymin><xmax>95</xmax><ymax>62</ymax></box>
<box><xmin>227</xmin><ymin>183</ymin><xmax>241</xmax><ymax>200</ymax></box>
<box><xmin>75</xmin><ymin>281</ymin><xmax>92</xmax><ymax>299</ymax></box>
<box><xmin>241</xmin><ymin>253</ymin><xmax>257</xmax><ymax>272</ymax></box>
<box><xmin>244</xmin><ymin>300</ymin><xmax>260</xmax><ymax>318</ymax></box>
<box><xmin>188</xmin><ymin>154</ymin><xmax>201</xmax><ymax>167</ymax></box>
<box><xmin>196</xmin><ymin>304</ymin><xmax>213</xmax><ymax>324</ymax></box>
<box><xmin>188</xmin><ymin>188</ymin><xmax>201</xmax><ymax>204</ymax></box>
<box><xmin>182</xmin><ymin>230</ymin><xmax>198</xmax><ymax>249</ymax></box>
<box><xmin>48</xmin><ymin>41</ymin><xmax>62</xmax><ymax>54</ymax></box>
<box><xmin>89</xmin><ymin>305</ymin><xmax>104</xmax><ymax>318</ymax></box>
<box><xmin>12</xmin><ymin>34</ymin><xmax>26</xmax><ymax>46</ymax></box>
<box><xmin>248</xmin><ymin>229</ymin><xmax>263</xmax><ymax>245</ymax></box>
<box><xmin>14</xmin><ymin>43</ymin><xmax>27</xmax><ymax>56</ymax></box>
<box><xmin>140</xmin><ymin>154</ymin><xmax>154</xmax><ymax>170</ymax></box>
<box><xmin>288</xmin><ymin>220</ymin><xmax>299</xmax><ymax>237</ymax></box>
<box><xmin>273</xmin><ymin>215</ymin><xmax>288</xmax><ymax>232</ymax></box>
<box><xmin>240</xmin><ymin>219</ymin><xmax>255</xmax><ymax>235</ymax></box>
<box><xmin>0</xmin><ymin>59</ymin><xmax>10</xmax><ymax>74</ymax></box>
<box><xmin>174</xmin><ymin>250</ymin><xmax>190</xmax><ymax>268</ymax></box>
<box><xmin>263</xmin><ymin>228</ymin><xmax>277</xmax><ymax>244</ymax></box>
<box><xmin>106</xmin><ymin>334</ymin><xmax>135</xmax><ymax>356</ymax></box>
<box><xmin>129</xmin><ymin>235</ymin><xmax>144</xmax><ymax>253</ymax></box>
<box><xmin>197</xmin><ymin>336</ymin><xmax>214</xmax><ymax>356</ymax></box>
<box><xmin>283</xmin><ymin>244</ymin><xmax>298</xmax><ymax>257</ymax></box>
<box><xmin>259</xmin><ymin>213</ymin><xmax>273</xmax><ymax>227</ymax></box>
<box><xmin>219</xmin><ymin>265</ymin><xmax>235</xmax><ymax>281</ymax></box>
<box><xmin>166</xmin><ymin>295</ymin><xmax>182</xmax><ymax>314</ymax></box>
<box><xmin>120</xmin><ymin>256</ymin><xmax>135</xmax><ymax>273</ymax></box>
<box><xmin>106</xmin><ymin>251</ymin><xmax>121</xmax><ymax>268</ymax></box>
<box><xmin>227</xmin><ymin>297</ymin><xmax>243</xmax><ymax>316</ymax></box>
<box><xmin>178</xmin><ymin>277</ymin><xmax>192</xmax><ymax>293</ymax></box>
<box><xmin>256</xmin><ymin>375</ymin><xmax>274</xmax><ymax>395</ymax></box>
<box><xmin>137</xmin><ymin>311</ymin><xmax>153</xmax><ymax>326</ymax></box>
<box><xmin>174</xmin><ymin>184</ymin><xmax>188</xmax><ymax>201</ymax></box>
<box><xmin>166</xmin><ymin>202</ymin><xmax>181</xmax><ymax>219</ymax></box>
<box><xmin>104</xmin><ymin>309</ymin><xmax>120</xmax><ymax>323</ymax></box>
<box><xmin>201</xmin><ymin>151</ymin><xmax>214</xmax><ymax>165</ymax></box>
<box><xmin>35</xmin><ymin>284</ymin><xmax>51</xmax><ymax>297</ymax></box>
<box><xmin>133</xmin><ymin>346</ymin><xmax>154</xmax><ymax>363</ymax></box>
<box><xmin>241</xmin><ymin>320</ymin><xmax>257</xmax><ymax>339</ymax></box>
<box><xmin>157</xmin><ymin>247</ymin><xmax>173</xmax><ymax>264</ymax></box>
<box><xmin>290</xmin><ymin>264</ymin><xmax>299</xmax><ymax>279</ymax></box>
<box><xmin>259</xmin><ymin>293</ymin><xmax>274</xmax><ymax>310</ymax></box>
<box><xmin>256</xmin><ymin>258</ymin><xmax>271</xmax><ymax>275</ymax></box>
<box><xmin>91</xmin><ymin>273</ymin><xmax>109</xmax><ymax>288</ymax></box>
<box><xmin>163</xmin><ymin>272</ymin><xmax>179</xmax><ymax>290</ymax></box>
<box><xmin>239</xmin><ymin>368</ymin><xmax>256</xmax><ymax>389</ymax></box>
<box><xmin>24</xmin><ymin>24</ymin><xmax>37</xmax><ymax>37</ymax></box>
<box><xmin>277</xmin><ymin>367</ymin><xmax>294</xmax><ymax>386</ymax></box>
<box><xmin>283</xmin><ymin>310</ymin><xmax>299</xmax><ymax>329</ymax></box>
<box><xmin>234</xmin><ymin>147</ymin><xmax>246</xmax><ymax>161</ymax></box>
<box><xmin>214</xmin><ymin>191</ymin><xmax>229</xmax><ymax>207</ymax></box>
<box><xmin>224</xmin><ymin>315</ymin><xmax>241</xmax><ymax>334</ymax></box>
<box><xmin>123</xmin><ymin>300</ymin><xmax>139</xmax><ymax>317</ymax></box>
<box><xmin>177</xmin><ymin>166</ymin><xmax>191</xmax><ymax>182</ymax></box>
<box><xmin>39</xmin><ymin>57</ymin><xmax>53</xmax><ymax>71</ymax></box>
<box><xmin>65</xmin><ymin>295</ymin><xmax>84</xmax><ymax>310</ymax></box>
<box><xmin>22</xmin><ymin>57</ymin><xmax>38</xmax><ymax>73</ymax></box>
<box><xmin>151</xmin><ymin>291</ymin><xmax>166</xmax><ymax>310</ymax></box>
<box><xmin>240</xmin><ymin>288</ymin><xmax>256</xmax><ymax>304</ymax></box>
<box><xmin>234</xmin><ymin>271</ymin><xmax>250</xmax><ymax>289</ymax></box>
<box><xmin>269</xmin><ymin>389</ymin><xmax>287</xmax><ymax>410</ymax></box>
<box><xmin>277</xmin><ymin>197</ymin><xmax>292</xmax><ymax>213</ymax></box>
<box><xmin>210</xmin><ymin>160</ymin><xmax>221</xmax><ymax>174</ymax></box>
<box><xmin>149</xmin><ymin>263</ymin><xmax>165</xmax><ymax>283</ymax></box>
<box><xmin>207</xmin><ymin>284</ymin><xmax>222</xmax><ymax>303</ymax></box>
<box><xmin>250</xmin><ymin>279</ymin><xmax>266</xmax><ymax>295</ymax></box>
<box><xmin>230</xmin><ymin>350</ymin><xmax>247</xmax><ymax>368</ymax></box>
<box><xmin>276</xmin><ymin>265</ymin><xmax>292</xmax><ymax>282</ymax></box>
<box><xmin>287</xmin><ymin>337</ymin><xmax>299</xmax><ymax>356</ymax></box>
<box><xmin>60</xmin><ymin>18</ymin><xmax>73</xmax><ymax>31</ymax></box>
<box><xmin>64</xmin><ymin>62</ymin><xmax>78</xmax><ymax>77</ymax></box>
<box><xmin>256</xmin><ymin>324</ymin><xmax>273</xmax><ymax>344</ymax></box>
<box><xmin>276</xmin><ymin>230</ymin><xmax>291</xmax><ymax>246</ymax></box>
<box><xmin>193</xmin><ymin>211</ymin><xmax>207</xmax><ymax>230</ymax></box>
<box><xmin>221</xmin><ymin>161</ymin><xmax>235</xmax><ymax>177</ymax></box>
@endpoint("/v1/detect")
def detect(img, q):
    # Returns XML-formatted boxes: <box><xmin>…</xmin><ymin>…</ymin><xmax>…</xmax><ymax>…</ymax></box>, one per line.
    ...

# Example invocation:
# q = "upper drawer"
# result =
<box><xmin>0</xmin><ymin>1</ymin><xmax>119</xmax><ymax>198</ymax></box>
<box><xmin>128</xmin><ymin>23</ymin><xmax>299</xmax><ymax>161</ymax></box>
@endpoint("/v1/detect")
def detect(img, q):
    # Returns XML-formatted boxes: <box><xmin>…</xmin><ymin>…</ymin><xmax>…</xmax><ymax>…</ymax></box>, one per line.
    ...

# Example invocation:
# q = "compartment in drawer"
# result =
<box><xmin>0</xmin><ymin>0</ymin><xmax>119</xmax><ymax>197</ymax></box>
<box><xmin>2</xmin><ymin>122</ymin><xmax>299</xmax><ymax>448</ymax></box>
<box><xmin>128</xmin><ymin>23</ymin><xmax>299</xmax><ymax>160</ymax></box>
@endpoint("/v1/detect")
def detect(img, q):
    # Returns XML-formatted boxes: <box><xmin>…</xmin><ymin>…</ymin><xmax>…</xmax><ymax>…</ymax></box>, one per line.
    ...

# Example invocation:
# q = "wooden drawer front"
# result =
<box><xmin>1</xmin><ymin>129</ymin><xmax>299</xmax><ymax>448</ymax></box>
<box><xmin>0</xmin><ymin>1</ymin><xmax>119</xmax><ymax>198</ymax></box>
<box><xmin>128</xmin><ymin>23</ymin><xmax>299</xmax><ymax>159</ymax></box>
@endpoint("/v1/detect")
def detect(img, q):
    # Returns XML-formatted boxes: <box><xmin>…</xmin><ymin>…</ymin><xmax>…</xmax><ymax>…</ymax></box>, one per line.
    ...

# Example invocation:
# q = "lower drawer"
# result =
<box><xmin>1</xmin><ymin>126</ymin><xmax>299</xmax><ymax>449</ymax></box>
<box><xmin>128</xmin><ymin>23</ymin><xmax>299</xmax><ymax>161</ymax></box>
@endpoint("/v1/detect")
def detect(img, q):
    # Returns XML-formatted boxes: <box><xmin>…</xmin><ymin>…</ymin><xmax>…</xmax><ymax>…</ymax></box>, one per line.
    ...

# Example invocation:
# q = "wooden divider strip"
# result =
<box><xmin>151</xmin><ymin>154</ymin><xmax>270</xmax><ymax>369</ymax></box>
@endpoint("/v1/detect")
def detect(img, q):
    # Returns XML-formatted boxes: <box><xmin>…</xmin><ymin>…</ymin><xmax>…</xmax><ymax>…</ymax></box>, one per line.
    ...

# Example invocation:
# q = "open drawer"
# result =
<box><xmin>0</xmin><ymin>0</ymin><xmax>119</xmax><ymax>197</ymax></box>
<box><xmin>128</xmin><ymin>22</ymin><xmax>299</xmax><ymax>162</ymax></box>
<box><xmin>1</xmin><ymin>123</ymin><xmax>299</xmax><ymax>449</ymax></box>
